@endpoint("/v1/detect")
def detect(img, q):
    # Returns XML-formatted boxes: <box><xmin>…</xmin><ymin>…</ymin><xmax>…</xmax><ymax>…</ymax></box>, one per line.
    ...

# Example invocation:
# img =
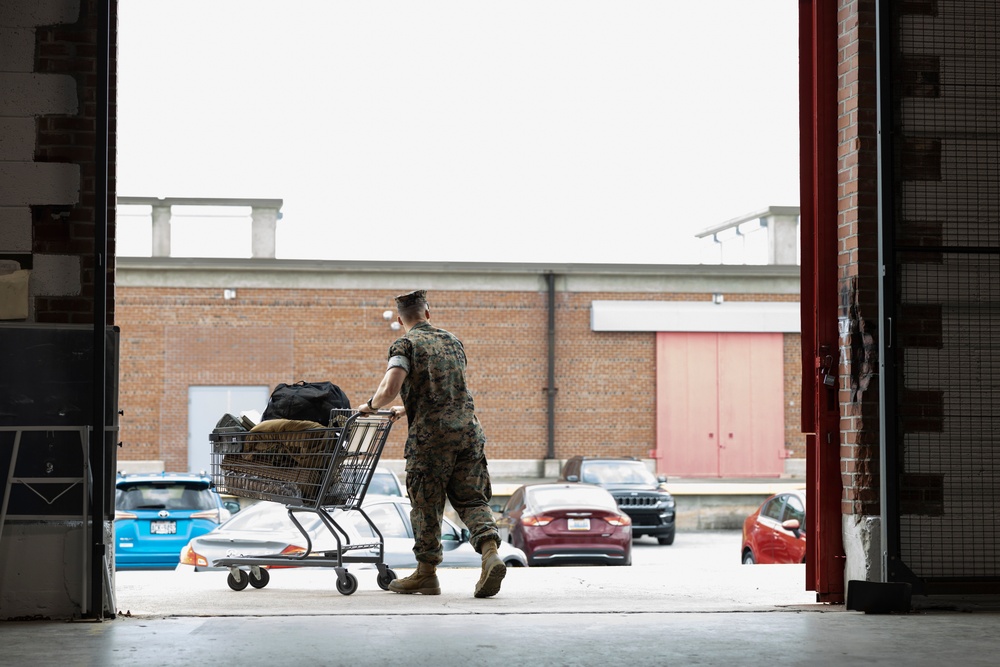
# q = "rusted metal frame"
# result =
<box><xmin>799</xmin><ymin>0</ymin><xmax>846</xmax><ymax>603</ymax></box>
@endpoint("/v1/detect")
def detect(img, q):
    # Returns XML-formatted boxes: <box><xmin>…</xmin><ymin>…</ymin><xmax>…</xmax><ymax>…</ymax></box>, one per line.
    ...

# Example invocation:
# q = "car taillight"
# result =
<box><xmin>179</xmin><ymin>544</ymin><xmax>208</xmax><ymax>567</ymax></box>
<box><xmin>190</xmin><ymin>509</ymin><xmax>222</xmax><ymax>523</ymax></box>
<box><xmin>266</xmin><ymin>544</ymin><xmax>307</xmax><ymax>569</ymax></box>
<box><xmin>604</xmin><ymin>514</ymin><xmax>631</xmax><ymax>527</ymax></box>
<box><xmin>522</xmin><ymin>514</ymin><xmax>553</xmax><ymax>527</ymax></box>
<box><xmin>114</xmin><ymin>510</ymin><xmax>137</xmax><ymax>521</ymax></box>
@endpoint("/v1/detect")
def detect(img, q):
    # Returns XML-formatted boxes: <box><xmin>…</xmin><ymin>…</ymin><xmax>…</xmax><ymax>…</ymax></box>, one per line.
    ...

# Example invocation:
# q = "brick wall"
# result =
<box><xmin>783</xmin><ymin>332</ymin><xmax>805</xmax><ymax>458</ymax></box>
<box><xmin>836</xmin><ymin>0</ymin><xmax>880</xmax><ymax>517</ymax></box>
<box><xmin>116</xmin><ymin>285</ymin><xmax>806</xmax><ymax>470</ymax></box>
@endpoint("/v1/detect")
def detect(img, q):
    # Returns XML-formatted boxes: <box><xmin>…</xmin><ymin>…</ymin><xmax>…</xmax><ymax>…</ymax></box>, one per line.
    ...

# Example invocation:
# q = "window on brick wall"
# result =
<box><xmin>188</xmin><ymin>386</ymin><xmax>269</xmax><ymax>473</ymax></box>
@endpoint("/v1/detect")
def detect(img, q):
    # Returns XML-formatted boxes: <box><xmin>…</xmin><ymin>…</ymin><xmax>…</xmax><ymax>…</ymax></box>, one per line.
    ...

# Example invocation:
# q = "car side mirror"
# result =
<box><xmin>657</xmin><ymin>475</ymin><xmax>667</xmax><ymax>483</ymax></box>
<box><xmin>490</xmin><ymin>503</ymin><xmax>503</xmax><ymax>513</ymax></box>
<box><xmin>460</xmin><ymin>528</ymin><xmax>471</xmax><ymax>543</ymax></box>
<box><xmin>566</xmin><ymin>474</ymin><xmax>579</xmax><ymax>483</ymax></box>
<box><xmin>782</xmin><ymin>518</ymin><xmax>802</xmax><ymax>534</ymax></box>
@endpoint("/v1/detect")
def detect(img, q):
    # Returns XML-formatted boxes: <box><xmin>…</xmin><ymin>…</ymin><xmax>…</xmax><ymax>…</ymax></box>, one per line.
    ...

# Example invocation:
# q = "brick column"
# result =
<box><xmin>836</xmin><ymin>0</ymin><xmax>882</xmax><ymax>582</ymax></box>
<box><xmin>151</xmin><ymin>203</ymin><xmax>171</xmax><ymax>257</ymax></box>
<box><xmin>251</xmin><ymin>204</ymin><xmax>279</xmax><ymax>259</ymax></box>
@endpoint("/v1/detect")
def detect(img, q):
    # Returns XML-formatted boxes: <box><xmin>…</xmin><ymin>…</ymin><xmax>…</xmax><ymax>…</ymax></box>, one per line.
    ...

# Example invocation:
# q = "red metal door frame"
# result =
<box><xmin>799</xmin><ymin>0</ymin><xmax>845</xmax><ymax>603</ymax></box>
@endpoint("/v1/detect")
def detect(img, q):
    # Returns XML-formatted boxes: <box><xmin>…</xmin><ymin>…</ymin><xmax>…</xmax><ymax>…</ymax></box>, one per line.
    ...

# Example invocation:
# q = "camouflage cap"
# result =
<box><xmin>394</xmin><ymin>289</ymin><xmax>427</xmax><ymax>310</ymax></box>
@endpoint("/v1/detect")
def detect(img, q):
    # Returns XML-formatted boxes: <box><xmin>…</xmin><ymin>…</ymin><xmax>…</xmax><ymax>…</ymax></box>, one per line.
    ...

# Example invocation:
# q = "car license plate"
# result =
<box><xmin>568</xmin><ymin>518</ymin><xmax>590</xmax><ymax>531</ymax></box>
<box><xmin>150</xmin><ymin>520</ymin><xmax>176</xmax><ymax>535</ymax></box>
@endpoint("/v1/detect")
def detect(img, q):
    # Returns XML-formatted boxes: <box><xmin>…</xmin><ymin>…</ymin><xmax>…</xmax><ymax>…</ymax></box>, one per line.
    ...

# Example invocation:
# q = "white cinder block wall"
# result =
<box><xmin>0</xmin><ymin>0</ymin><xmax>84</xmax><ymax>321</ymax></box>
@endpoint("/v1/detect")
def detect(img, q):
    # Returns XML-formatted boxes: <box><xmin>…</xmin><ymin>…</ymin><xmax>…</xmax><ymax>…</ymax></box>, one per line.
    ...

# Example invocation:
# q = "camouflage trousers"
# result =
<box><xmin>404</xmin><ymin>444</ymin><xmax>500</xmax><ymax>566</ymax></box>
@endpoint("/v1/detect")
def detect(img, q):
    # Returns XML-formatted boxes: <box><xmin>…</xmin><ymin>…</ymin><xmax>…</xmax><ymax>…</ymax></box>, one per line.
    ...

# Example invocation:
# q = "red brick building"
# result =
<box><xmin>114</xmin><ymin>230</ymin><xmax>803</xmax><ymax>480</ymax></box>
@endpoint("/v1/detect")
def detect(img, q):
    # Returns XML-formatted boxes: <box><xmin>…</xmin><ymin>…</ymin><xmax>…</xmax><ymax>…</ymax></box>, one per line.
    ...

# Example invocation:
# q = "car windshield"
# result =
<box><xmin>355</xmin><ymin>503</ymin><xmax>408</xmax><ymax>538</ymax></box>
<box><xmin>221</xmin><ymin>502</ymin><xmax>323</xmax><ymax>533</ymax></box>
<box><xmin>580</xmin><ymin>461</ymin><xmax>657</xmax><ymax>485</ymax></box>
<box><xmin>529</xmin><ymin>486</ymin><xmax>618</xmax><ymax>511</ymax></box>
<box><xmin>368</xmin><ymin>471</ymin><xmax>402</xmax><ymax>496</ymax></box>
<box><xmin>116</xmin><ymin>482</ymin><xmax>215</xmax><ymax>511</ymax></box>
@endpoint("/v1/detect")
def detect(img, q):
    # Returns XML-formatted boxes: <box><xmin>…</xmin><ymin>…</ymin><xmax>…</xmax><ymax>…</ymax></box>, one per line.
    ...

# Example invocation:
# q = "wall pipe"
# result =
<box><xmin>546</xmin><ymin>273</ymin><xmax>556</xmax><ymax>461</ymax></box>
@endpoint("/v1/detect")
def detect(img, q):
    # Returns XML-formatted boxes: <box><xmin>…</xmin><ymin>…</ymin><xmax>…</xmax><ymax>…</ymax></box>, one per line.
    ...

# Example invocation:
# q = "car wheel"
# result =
<box><xmin>657</xmin><ymin>533</ymin><xmax>675</xmax><ymax>546</ymax></box>
<box><xmin>742</xmin><ymin>549</ymin><xmax>756</xmax><ymax>565</ymax></box>
<box><xmin>504</xmin><ymin>558</ymin><xmax>524</xmax><ymax>567</ymax></box>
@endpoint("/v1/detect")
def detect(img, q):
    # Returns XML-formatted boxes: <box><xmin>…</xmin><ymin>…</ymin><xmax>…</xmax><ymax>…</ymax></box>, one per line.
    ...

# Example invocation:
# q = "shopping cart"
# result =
<box><xmin>208</xmin><ymin>409</ymin><xmax>397</xmax><ymax>595</ymax></box>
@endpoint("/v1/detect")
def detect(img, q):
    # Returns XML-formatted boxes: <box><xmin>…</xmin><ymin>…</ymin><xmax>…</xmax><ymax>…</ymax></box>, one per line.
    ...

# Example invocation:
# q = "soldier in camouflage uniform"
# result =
<box><xmin>357</xmin><ymin>289</ymin><xmax>506</xmax><ymax>598</ymax></box>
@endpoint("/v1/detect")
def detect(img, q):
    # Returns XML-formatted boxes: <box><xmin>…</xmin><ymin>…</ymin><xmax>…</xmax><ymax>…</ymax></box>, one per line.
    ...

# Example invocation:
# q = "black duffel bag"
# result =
<box><xmin>260</xmin><ymin>381</ymin><xmax>351</xmax><ymax>426</ymax></box>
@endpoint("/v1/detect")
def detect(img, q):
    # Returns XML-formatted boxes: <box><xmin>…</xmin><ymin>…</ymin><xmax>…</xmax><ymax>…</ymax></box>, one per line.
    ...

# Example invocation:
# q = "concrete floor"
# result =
<box><xmin>4</xmin><ymin>610</ymin><xmax>1000</xmax><ymax>667</ymax></box>
<box><xmin>3</xmin><ymin>537</ymin><xmax>999</xmax><ymax>667</ymax></box>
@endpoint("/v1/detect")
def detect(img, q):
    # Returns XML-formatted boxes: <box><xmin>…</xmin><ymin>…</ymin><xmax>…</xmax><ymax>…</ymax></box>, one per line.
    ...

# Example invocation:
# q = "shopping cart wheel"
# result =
<box><xmin>249</xmin><ymin>567</ymin><xmax>270</xmax><ymax>589</ymax></box>
<box><xmin>376</xmin><ymin>568</ymin><xmax>397</xmax><ymax>591</ymax></box>
<box><xmin>336</xmin><ymin>572</ymin><xmax>359</xmax><ymax>596</ymax></box>
<box><xmin>227</xmin><ymin>569</ymin><xmax>249</xmax><ymax>591</ymax></box>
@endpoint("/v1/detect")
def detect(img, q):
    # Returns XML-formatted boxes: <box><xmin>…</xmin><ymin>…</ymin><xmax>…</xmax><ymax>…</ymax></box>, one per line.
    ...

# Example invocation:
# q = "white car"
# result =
<box><xmin>179</xmin><ymin>494</ymin><xmax>526</xmax><ymax>573</ymax></box>
<box><xmin>357</xmin><ymin>495</ymin><xmax>527</xmax><ymax>569</ymax></box>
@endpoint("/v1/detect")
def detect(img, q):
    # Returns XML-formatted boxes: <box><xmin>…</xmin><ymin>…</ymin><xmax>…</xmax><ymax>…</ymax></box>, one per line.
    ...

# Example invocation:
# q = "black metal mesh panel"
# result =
<box><xmin>896</xmin><ymin>256</ymin><xmax>1000</xmax><ymax>579</ymax></box>
<box><xmin>892</xmin><ymin>1</ymin><xmax>1000</xmax><ymax>586</ymax></box>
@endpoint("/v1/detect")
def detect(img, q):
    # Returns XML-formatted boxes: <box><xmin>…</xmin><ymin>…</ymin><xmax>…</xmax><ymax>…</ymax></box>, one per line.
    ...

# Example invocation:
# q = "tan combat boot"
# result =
<box><xmin>388</xmin><ymin>561</ymin><xmax>441</xmax><ymax>595</ymax></box>
<box><xmin>474</xmin><ymin>541</ymin><xmax>507</xmax><ymax>598</ymax></box>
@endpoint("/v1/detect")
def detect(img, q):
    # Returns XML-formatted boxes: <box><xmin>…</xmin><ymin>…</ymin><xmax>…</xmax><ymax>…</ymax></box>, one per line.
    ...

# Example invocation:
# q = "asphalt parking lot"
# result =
<box><xmin>112</xmin><ymin>530</ymin><xmax>815</xmax><ymax>616</ymax></box>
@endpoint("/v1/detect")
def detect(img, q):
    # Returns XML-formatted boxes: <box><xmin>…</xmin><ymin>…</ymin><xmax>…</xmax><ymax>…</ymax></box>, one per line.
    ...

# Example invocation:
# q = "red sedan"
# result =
<box><xmin>497</xmin><ymin>482</ymin><xmax>632</xmax><ymax>566</ymax></box>
<box><xmin>741</xmin><ymin>490</ymin><xmax>806</xmax><ymax>565</ymax></box>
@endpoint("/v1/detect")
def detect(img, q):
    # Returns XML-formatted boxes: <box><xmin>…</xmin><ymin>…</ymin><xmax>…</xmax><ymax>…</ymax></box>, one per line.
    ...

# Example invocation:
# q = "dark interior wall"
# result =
<box><xmin>0</xmin><ymin>0</ymin><xmax>118</xmax><ymax>619</ymax></box>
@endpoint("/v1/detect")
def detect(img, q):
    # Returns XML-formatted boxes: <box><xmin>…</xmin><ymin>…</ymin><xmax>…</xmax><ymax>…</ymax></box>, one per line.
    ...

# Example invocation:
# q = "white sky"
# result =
<box><xmin>116</xmin><ymin>0</ymin><xmax>800</xmax><ymax>264</ymax></box>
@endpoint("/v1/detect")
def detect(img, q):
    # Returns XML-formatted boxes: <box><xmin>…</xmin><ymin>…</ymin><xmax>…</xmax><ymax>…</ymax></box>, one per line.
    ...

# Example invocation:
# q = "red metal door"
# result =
<box><xmin>718</xmin><ymin>333</ymin><xmax>785</xmax><ymax>477</ymax></box>
<box><xmin>657</xmin><ymin>332</ymin><xmax>785</xmax><ymax>477</ymax></box>
<box><xmin>657</xmin><ymin>332</ymin><xmax>720</xmax><ymax>476</ymax></box>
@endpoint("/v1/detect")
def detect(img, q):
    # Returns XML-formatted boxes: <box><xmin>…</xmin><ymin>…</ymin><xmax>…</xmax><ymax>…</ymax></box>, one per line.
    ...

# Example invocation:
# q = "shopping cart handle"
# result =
<box><xmin>358</xmin><ymin>409</ymin><xmax>397</xmax><ymax>419</ymax></box>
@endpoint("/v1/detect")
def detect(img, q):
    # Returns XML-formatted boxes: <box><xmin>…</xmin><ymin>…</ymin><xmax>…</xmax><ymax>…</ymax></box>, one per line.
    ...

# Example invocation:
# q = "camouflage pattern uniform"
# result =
<box><xmin>387</xmin><ymin>321</ymin><xmax>500</xmax><ymax>566</ymax></box>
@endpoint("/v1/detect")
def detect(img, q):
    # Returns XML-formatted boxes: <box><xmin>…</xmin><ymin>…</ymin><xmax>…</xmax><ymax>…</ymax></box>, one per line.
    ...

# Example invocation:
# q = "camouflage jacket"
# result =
<box><xmin>387</xmin><ymin>321</ymin><xmax>486</xmax><ymax>457</ymax></box>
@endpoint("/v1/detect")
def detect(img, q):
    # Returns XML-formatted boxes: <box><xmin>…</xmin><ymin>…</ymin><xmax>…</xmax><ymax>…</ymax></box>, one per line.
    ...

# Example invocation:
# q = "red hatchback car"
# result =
<box><xmin>497</xmin><ymin>482</ymin><xmax>632</xmax><ymax>566</ymax></box>
<box><xmin>741</xmin><ymin>490</ymin><xmax>807</xmax><ymax>565</ymax></box>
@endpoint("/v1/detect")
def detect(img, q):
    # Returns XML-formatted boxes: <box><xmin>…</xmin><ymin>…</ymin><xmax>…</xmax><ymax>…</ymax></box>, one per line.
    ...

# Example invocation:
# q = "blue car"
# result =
<box><xmin>114</xmin><ymin>472</ymin><xmax>230</xmax><ymax>570</ymax></box>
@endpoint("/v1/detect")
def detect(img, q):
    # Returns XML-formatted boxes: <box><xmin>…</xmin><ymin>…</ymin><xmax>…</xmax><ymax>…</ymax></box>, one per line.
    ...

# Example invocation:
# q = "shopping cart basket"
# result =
<box><xmin>208</xmin><ymin>409</ymin><xmax>396</xmax><ymax>595</ymax></box>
